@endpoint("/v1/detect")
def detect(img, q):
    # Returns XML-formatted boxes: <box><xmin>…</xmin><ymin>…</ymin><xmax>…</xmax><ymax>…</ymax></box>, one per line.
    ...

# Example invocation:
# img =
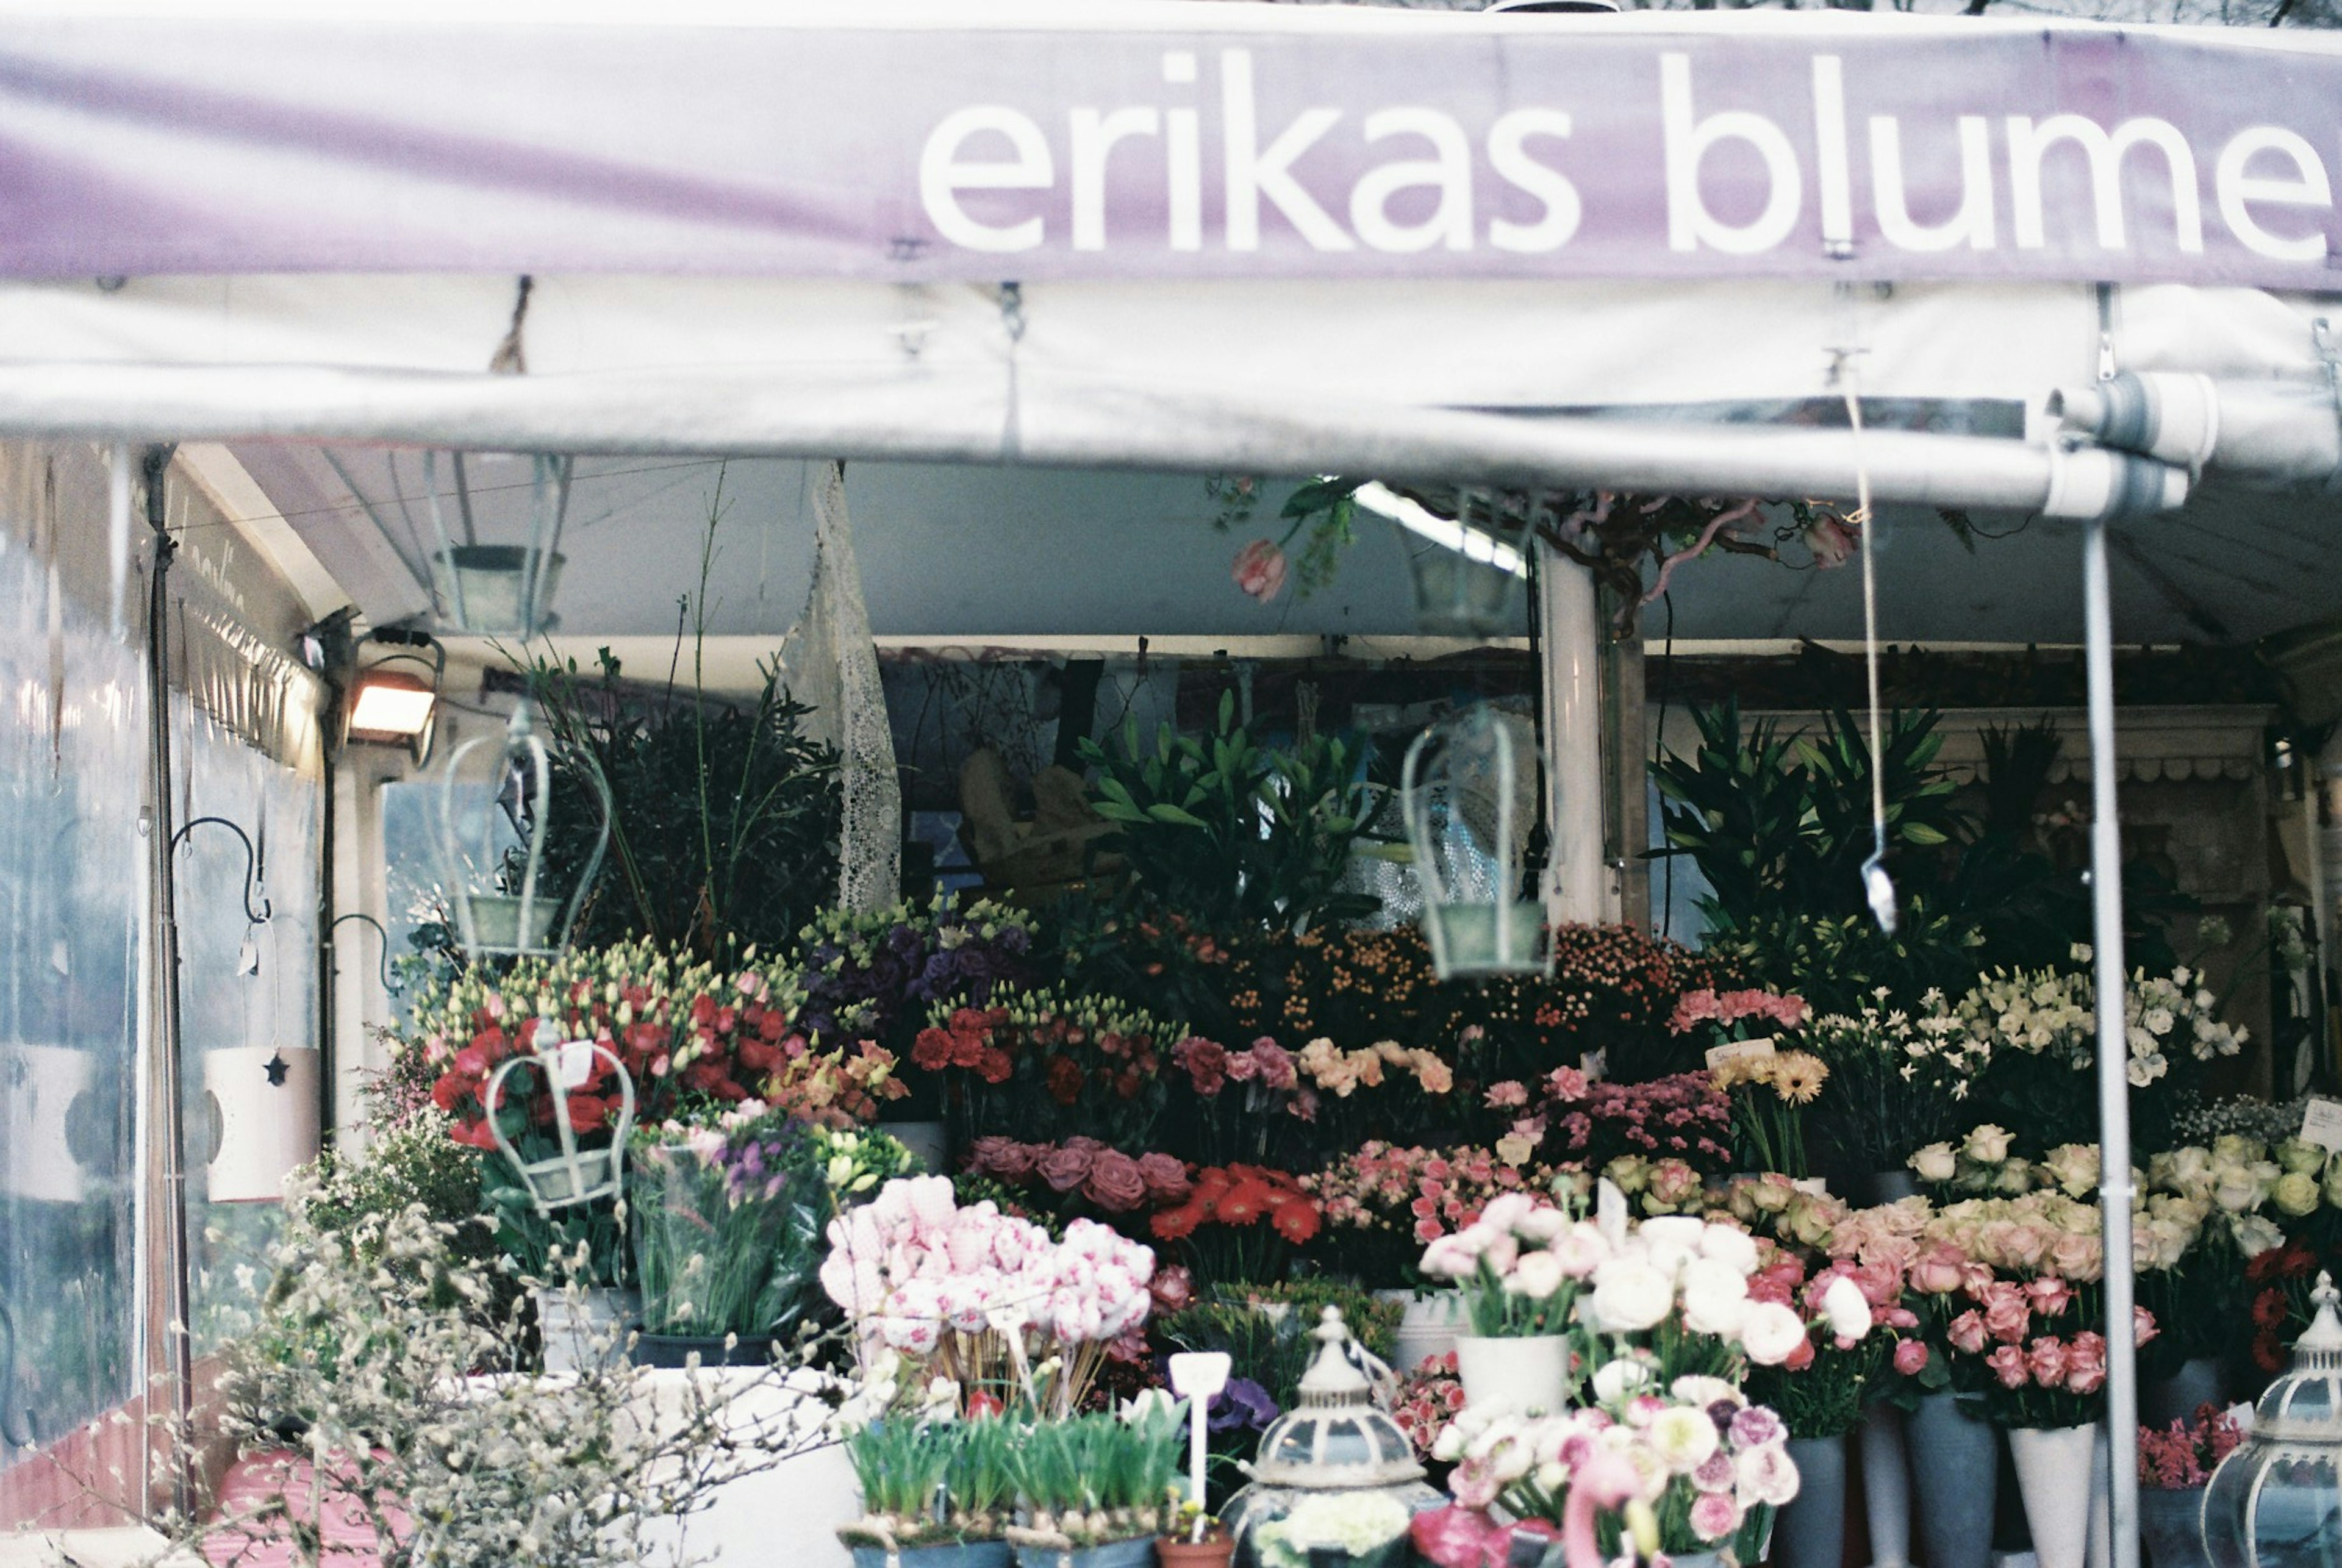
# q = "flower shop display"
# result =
<box><xmin>1419</xmin><ymin>1374</ymin><xmax>1800</xmax><ymax>1568</ymax></box>
<box><xmin>1170</xmin><ymin>1033</ymin><xmax>1309</xmax><ymax>1165</ymax></box>
<box><xmin>2138</xmin><ymin>1405</ymin><xmax>2244</xmax><ymax>1568</ymax></box>
<box><xmin>628</xmin><ymin>1101</ymin><xmax>836</xmax><ymax>1364</ymax></box>
<box><xmin>2204</xmin><ymin>1272</ymin><xmax>2342</xmax><ymax>1568</ymax></box>
<box><xmin>1151</xmin><ymin>1164</ymin><xmax>1323</xmax><ymax>1285</ymax></box>
<box><xmin>1221</xmin><ymin>1308</ymin><xmax>1442</xmax><ymax>1568</ymax></box>
<box><xmin>1391</xmin><ymin>1350</ymin><xmax>1468</xmax><ymax>1462</ymax></box>
<box><xmin>1004</xmin><ymin>1401</ymin><xmax>1187</xmax><ymax>1568</ymax></box>
<box><xmin>821</xmin><ymin>1176</ymin><xmax>1158</xmax><ymax>1417</ymax></box>
<box><xmin>839</xmin><ymin>1417</ymin><xmax>1019</xmax><ymax>1568</ymax></box>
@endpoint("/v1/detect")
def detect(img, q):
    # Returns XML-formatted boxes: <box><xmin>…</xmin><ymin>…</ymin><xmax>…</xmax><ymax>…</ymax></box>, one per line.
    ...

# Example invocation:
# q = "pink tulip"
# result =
<box><xmin>1231</xmin><ymin>540</ymin><xmax>1289</xmax><ymax>602</ymax></box>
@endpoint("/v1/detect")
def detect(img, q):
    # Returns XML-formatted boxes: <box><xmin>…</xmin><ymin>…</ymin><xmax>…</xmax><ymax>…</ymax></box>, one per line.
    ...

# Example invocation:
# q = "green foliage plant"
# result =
<box><xmin>1080</xmin><ymin>689</ymin><xmax>1378</xmax><ymax>933</ymax></box>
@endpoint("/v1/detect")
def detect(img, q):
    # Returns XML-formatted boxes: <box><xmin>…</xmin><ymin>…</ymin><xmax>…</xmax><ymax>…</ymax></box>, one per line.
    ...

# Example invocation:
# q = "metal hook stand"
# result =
<box><xmin>0</xmin><ymin>1291</ymin><xmax>38</xmax><ymax>1452</ymax></box>
<box><xmin>328</xmin><ymin>912</ymin><xmax>401</xmax><ymax>994</ymax></box>
<box><xmin>169</xmin><ymin>815</ymin><xmax>272</xmax><ymax>925</ymax></box>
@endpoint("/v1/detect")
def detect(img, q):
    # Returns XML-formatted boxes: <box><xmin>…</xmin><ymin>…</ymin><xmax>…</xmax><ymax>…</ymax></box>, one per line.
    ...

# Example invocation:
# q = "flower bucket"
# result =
<box><xmin>534</xmin><ymin>1284</ymin><xmax>637</xmax><ymax>1373</ymax></box>
<box><xmin>1156</xmin><ymin>1534</ymin><xmax>1234</xmax><ymax>1568</ymax></box>
<box><xmin>1011</xmin><ymin>1537</ymin><xmax>1156</xmax><ymax>1568</ymax></box>
<box><xmin>2143</xmin><ymin>1358</ymin><xmax>2227</xmax><ymax>1430</ymax></box>
<box><xmin>1858</xmin><ymin>1400</ymin><xmax>1913</xmax><ymax>1568</ymax></box>
<box><xmin>2137</xmin><ymin>1487</ymin><xmax>2211</xmax><ymax>1568</ymax></box>
<box><xmin>2009</xmin><ymin>1423</ymin><xmax>2098</xmax><ymax>1568</ymax></box>
<box><xmin>1905</xmin><ymin>1391</ymin><xmax>1996</xmax><ymax>1568</ymax></box>
<box><xmin>628</xmin><ymin>1330</ymin><xmax>781</xmax><ymax>1369</ymax></box>
<box><xmin>1775</xmin><ymin>1434</ymin><xmax>1848</xmax><ymax>1568</ymax></box>
<box><xmin>1455</xmin><ymin>1334</ymin><xmax>1569</xmax><ymax>1416</ymax></box>
<box><xmin>1421</xmin><ymin>902</ymin><xmax>1548</xmax><ymax>980</ymax></box>
<box><xmin>429</xmin><ymin>544</ymin><xmax>565</xmax><ymax>635</ymax></box>
<box><xmin>851</xmin><ymin>1544</ymin><xmax>1013</xmax><ymax>1568</ymax></box>
<box><xmin>1379</xmin><ymin>1290</ymin><xmax>1466</xmax><ymax>1375</ymax></box>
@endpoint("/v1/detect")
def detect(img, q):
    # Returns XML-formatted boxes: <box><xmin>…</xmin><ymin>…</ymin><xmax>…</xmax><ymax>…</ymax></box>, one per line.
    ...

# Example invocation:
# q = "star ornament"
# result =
<box><xmin>263</xmin><ymin>1052</ymin><xmax>290</xmax><ymax>1087</ymax></box>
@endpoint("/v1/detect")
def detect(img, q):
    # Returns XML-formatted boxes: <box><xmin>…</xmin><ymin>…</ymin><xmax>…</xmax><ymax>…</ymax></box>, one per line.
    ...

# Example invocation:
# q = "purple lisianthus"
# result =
<box><xmin>1208</xmin><ymin>1377</ymin><xmax>1280</xmax><ymax>1434</ymax></box>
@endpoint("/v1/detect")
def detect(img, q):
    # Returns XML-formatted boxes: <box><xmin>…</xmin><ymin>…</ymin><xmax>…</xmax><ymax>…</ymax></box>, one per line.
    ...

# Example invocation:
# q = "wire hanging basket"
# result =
<box><xmin>432</xmin><ymin>700</ymin><xmax>612</xmax><ymax>961</ymax></box>
<box><xmin>482</xmin><ymin>1040</ymin><xmax>637</xmax><ymax>1212</ymax></box>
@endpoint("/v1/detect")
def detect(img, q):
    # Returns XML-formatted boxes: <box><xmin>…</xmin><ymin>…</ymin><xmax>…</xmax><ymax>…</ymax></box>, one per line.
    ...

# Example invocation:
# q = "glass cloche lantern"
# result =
<box><xmin>1400</xmin><ymin>704</ymin><xmax>1553</xmax><ymax>980</ymax></box>
<box><xmin>1222</xmin><ymin>1307</ymin><xmax>1443</xmax><ymax>1568</ymax></box>
<box><xmin>2205</xmin><ymin>1271</ymin><xmax>2342</xmax><ymax>1568</ymax></box>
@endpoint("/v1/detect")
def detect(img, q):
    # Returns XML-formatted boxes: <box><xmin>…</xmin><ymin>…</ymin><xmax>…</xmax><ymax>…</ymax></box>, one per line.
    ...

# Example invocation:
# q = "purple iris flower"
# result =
<box><xmin>1208</xmin><ymin>1378</ymin><xmax>1279</xmax><ymax>1434</ymax></box>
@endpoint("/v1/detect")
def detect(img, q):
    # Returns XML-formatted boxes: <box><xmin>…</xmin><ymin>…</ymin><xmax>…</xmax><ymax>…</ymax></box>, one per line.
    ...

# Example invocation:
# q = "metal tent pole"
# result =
<box><xmin>2084</xmin><ymin>513</ymin><xmax>2141</xmax><ymax>1568</ymax></box>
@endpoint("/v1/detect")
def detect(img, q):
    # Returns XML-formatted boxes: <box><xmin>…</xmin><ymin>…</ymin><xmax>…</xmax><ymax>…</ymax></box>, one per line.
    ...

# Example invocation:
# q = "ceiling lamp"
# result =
<box><xmin>343</xmin><ymin>629</ymin><xmax>444</xmax><ymax>763</ymax></box>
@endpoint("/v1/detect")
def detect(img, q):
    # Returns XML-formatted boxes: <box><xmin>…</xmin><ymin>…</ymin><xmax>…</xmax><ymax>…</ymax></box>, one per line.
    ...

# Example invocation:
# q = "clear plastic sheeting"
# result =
<box><xmin>0</xmin><ymin>496</ymin><xmax>145</xmax><ymax>1471</ymax></box>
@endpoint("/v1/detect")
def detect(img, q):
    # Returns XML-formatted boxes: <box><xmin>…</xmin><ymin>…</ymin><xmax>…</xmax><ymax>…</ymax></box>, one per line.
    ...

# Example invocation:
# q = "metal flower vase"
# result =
<box><xmin>1399</xmin><ymin>704</ymin><xmax>1550</xmax><ymax>981</ymax></box>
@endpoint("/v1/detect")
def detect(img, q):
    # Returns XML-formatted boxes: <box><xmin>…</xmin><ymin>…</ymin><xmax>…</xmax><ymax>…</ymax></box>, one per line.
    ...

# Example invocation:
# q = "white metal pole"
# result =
<box><xmin>2083</xmin><ymin>515</ymin><xmax>2141</xmax><ymax>1568</ymax></box>
<box><xmin>1537</xmin><ymin>543</ymin><xmax>1608</xmax><ymax>923</ymax></box>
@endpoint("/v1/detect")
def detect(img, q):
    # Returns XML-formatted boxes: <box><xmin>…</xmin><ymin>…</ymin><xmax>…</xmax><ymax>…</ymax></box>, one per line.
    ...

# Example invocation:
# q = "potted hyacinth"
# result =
<box><xmin>628</xmin><ymin>1103</ymin><xmax>825</xmax><ymax>1366</ymax></box>
<box><xmin>1004</xmin><ymin>1402</ymin><xmax>1185</xmax><ymax>1568</ymax></box>
<box><xmin>840</xmin><ymin>1417</ymin><xmax>1019</xmax><ymax>1568</ymax></box>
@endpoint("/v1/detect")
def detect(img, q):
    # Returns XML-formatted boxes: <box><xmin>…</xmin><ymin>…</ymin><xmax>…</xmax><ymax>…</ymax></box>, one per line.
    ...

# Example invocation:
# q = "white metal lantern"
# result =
<box><xmin>2204</xmin><ymin>1271</ymin><xmax>2342</xmax><ymax>1568</ymax></box>
<box><xmin>1222</xmin><ymin>1307</ymin><xmax>1443</xmax><ymax>1568</ymax></box>
<box><xmin>1399</xmin><ymin>704</ymin><xmax>1552</xmax><ymax>979</ymax></box>
<box><xmin>423</xmin><ymin>451</ymin><xmax>573</xmax><ymax>637</ymax></box>
<box><xmin>199</xmin><ymin>1045</ymin><xmax>321</xmax><ymax>1203</ymax></box>
<box><xmin>482</xmin><ymin>1040</ymin><xmax>636</xmax><ymax>1212</ymax></box>
<box><xmin>434</xmin><ymin>700</ymin><xmax>611</xmax><ymax>961</ymax></box>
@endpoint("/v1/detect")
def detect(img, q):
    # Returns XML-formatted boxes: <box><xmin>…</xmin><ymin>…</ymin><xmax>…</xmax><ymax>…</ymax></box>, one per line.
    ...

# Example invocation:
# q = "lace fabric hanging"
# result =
<box><xmin>780</xmin><ymin>462</ymin><xmax>901</xmax><ymax>914</ymax></box>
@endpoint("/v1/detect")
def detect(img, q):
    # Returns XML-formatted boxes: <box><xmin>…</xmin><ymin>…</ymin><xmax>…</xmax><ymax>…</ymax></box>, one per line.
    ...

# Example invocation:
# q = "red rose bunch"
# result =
<box><xmin>918</xmin><ymin>987</ymin><xmax>1173</xmax><ymax>1148</ymax></box>
<box><xmin>912</xmin><ymin>1006</ymin><xmax>1014</xmax><ymax>1083</ymax></box>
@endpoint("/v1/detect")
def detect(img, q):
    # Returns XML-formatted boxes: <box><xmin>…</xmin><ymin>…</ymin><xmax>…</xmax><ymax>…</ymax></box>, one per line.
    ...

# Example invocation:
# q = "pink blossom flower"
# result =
<box><xmin>2027</xmin><ymin>1336</ymin><xmax>2071</xmax><ymax>1389</ymax></box>
<box><xmin>1486</xmin><ymin>1080</ymin><xmax>1530</xmax><ymax>1109</ymax></box>
<box><xmin>1986</xmin><ymin>1345</ymin><xmax>2032</xmax><ymax>1389</ymax></box>
<box><xmin>1231</xmin><ymin>540</ymin><xmax>1288</xmax><ymax>602</ymax></box>
<box><xmin>2068</xmin><ymin>1331</ymin><xmax>2108</xmax><ymax>1395</ymax></box>
<box><xmin>1894</xmin><ymin>1339</ymin><xmax>1931</xmax><ymax>1377</ymax></box>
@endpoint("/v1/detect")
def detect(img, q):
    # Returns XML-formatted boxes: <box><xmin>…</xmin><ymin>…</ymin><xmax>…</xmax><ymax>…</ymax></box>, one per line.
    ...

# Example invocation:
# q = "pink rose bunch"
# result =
<box><xmin>1669</xmin><ymin>987</ymin><xmax>1812</xmax><ymax>1038</ymax></box>
<box><xmin>1425</xmin><ymin>1378</ymin><xmax>1799</xmax><ymax>1558</ymax></box>
<box><xmin>1391</xmin><ymin>1350</ymin><xmax>1469</xmax><ymax>1460</ymax></box>
<box><xmin>963</xmin><ymin>1135</ymin><xmax>1191</xmax><ymax>1214</ymax></box>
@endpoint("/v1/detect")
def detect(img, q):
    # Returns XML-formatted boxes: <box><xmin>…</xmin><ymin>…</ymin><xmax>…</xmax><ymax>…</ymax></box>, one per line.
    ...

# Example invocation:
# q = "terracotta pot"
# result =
<box><xmin>1157</xmin><ymin>1533</ymin><xmax>1234</xmax><ymax>1568</ymax></box>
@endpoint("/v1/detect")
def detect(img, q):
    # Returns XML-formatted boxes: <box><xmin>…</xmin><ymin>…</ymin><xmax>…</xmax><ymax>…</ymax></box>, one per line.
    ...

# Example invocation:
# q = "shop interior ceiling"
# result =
<box><xmin>229</xmin><ymin>445</ymin><xmax>2342</xmax><ymax>694</ymax></box>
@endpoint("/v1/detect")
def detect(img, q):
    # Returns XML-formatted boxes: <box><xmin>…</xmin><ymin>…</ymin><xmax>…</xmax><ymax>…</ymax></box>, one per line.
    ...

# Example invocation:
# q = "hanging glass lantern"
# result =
<box><xmin>424</xmin><ymin>452</ymin><xmax>573</xmax><ymax>637</ymax></box>
<box><xmin>433</xmin><ymin>700</ymin><xmax>611</xmax><ymax>960</ymax></box>
<box><xmin>1353</xmin><ymin>484</ymin><xmax>1530</xmax><ymax>639</ymax></box>
<box><xmin>1400</xmin><ymin>704</ymin><xmax>1552</xmax><ymax>979</ymax></box>
<box><xmin>482</xmin><ymin>1040</ymin><xmax>637</xmax><ymax>1212</ymax></box>
<box><xmin>2204</xmin><ymin>1270</ymin><xmax>2342</xmax><ymax>1568</ymax></box>
<box><xmin>1222</xmin><ymin>1307</ymin><xmax>1443</xmax><ymax>1568</ymax></box>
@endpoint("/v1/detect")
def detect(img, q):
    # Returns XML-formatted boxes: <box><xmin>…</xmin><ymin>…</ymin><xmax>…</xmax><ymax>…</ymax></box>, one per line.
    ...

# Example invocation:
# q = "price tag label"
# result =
<box><xmin>550</xmin><ymin>1039</ymin><xmax>599</xmax><ymax>1090</ymax></box>
<box><xmin>1705</xmin><ymin>1036</ymin><xmax>1778</xmax><ymax>1072</ymax></box>
<box><xmin>2302</xmin><ymin>1097</ymin><xmax>2342</xmax><ymax>1152</ymax></box>
<box><xmin>1580</xmin><ymin>1049</ymin><xmax>1608</xmax><ymax>1083</ymax></box>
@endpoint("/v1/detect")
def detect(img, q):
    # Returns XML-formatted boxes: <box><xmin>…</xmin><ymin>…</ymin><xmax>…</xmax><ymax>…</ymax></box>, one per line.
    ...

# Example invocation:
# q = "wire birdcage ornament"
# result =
<box><xmin>1399</xmin><ymin>704</ymin><xmax>1552</xmax><ymax>979</ymax></box>
<box><xmin>432</xmin><ymin>701</ymin><xmax>611</xmax><ymax>961</ymax></box>
<box><xmin>483</xmin><ymin>1040</ymin><xmax>637</xmax><ymax>1212</ymax></box>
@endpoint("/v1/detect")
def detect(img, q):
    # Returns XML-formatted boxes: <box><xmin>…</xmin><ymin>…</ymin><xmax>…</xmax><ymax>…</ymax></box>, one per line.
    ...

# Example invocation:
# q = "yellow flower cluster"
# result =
<box><xmin>1713</xmin><ymin>1050</ymin><xmax>1830</xmax><ymax>1106</ymax></box>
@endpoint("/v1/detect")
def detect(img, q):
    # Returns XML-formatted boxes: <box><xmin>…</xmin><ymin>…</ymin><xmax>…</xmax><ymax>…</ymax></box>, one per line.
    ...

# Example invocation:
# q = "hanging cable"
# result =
<box><xmin>1834</xmin><ymin>353</ymin><xmax>1898</xmax><ymax>934</ymax></box>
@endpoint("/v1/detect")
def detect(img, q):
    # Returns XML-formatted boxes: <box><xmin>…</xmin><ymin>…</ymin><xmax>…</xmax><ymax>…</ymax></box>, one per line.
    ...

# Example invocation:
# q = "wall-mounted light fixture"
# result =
<box><xmin>343</xmin><ymin>626</ymin><xmax>444</xmax><ymax>765</ymax></box>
